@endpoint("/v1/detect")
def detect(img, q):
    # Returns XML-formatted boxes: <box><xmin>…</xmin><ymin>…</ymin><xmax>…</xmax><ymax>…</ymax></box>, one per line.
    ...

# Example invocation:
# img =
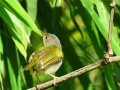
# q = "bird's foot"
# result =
<box><xmin>49</xmin><ymin>74</ymin><xmax>59</xmax><ymax>86</ymax></box>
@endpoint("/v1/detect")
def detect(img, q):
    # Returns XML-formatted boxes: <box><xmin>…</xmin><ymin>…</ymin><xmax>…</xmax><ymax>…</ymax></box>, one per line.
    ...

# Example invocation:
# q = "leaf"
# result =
<box><xmin>0</xmin><ymin>0</ymin><xmax>41</xmax><ymax>35</ymax></box>
<box><xmin>0</xmin><ymin>4</ymin><xmax>27</xmax><ymax>58</ymax></box>
<box><xmin>7</xmin><ymin>57</ymin><xmax>18</xmax><ymax>90</ymax></box>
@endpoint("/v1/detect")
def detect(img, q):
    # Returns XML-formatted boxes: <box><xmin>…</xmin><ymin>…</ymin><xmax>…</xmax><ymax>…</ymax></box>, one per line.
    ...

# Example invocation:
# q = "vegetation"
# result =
<box><xmin>0</xmin><ymin>0</ymin><xmax>120</xmax><ymax>90</ymax></box>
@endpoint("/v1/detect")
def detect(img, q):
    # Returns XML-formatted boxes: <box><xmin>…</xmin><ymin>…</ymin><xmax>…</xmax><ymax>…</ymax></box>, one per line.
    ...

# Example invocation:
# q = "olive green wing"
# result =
<box><xmin>39</xmin><ymin>46</ymin><xmax>63</xmax><ymax>69</ymax></box>
<box><xmin>22</xmin><ymin>46</ymin><xmax>63</xmax><ymax>71</ymax></box>
<box><xmin>22</xmin><ymin>46</ymin><xmax>50</xmax><ymax>71</ymax></box>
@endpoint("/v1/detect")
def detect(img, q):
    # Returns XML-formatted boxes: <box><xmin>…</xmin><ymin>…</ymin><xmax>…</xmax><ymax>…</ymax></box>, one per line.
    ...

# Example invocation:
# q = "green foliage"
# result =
<box><xmin>0</xmin><ymin>0</ymin><xmax>120</xmax><ymax>90</ymax></box>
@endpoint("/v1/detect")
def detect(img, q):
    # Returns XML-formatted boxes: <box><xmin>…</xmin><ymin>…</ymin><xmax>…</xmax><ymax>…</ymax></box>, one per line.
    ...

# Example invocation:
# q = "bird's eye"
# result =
<box><xmin>45</xmin><ymin>36</ymin><xmax>47</xmax><ymax>39</ymax></box>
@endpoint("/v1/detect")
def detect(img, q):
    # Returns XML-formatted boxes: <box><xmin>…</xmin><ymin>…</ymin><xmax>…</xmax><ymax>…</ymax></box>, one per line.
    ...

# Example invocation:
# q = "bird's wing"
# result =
<box><xmin>22</xmin><ymin>46</ymin><xmax>63</xmax><ymax>71</ymax></box>
<box><xmin>39</xmin><ymin>46</ymin><xmax>63</xmax><ymax>69</ymax></box>
<box><xmin>22</xmin><ymin>46</ymin><xmax>50</xmax><ymax>71</ymax></box>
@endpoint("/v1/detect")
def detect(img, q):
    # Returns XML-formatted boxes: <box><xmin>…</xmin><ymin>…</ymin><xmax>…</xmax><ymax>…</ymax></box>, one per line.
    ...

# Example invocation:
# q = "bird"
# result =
<box><xmin>22</xmin><ymin>30</ymin><xmax>63</xmax><ymax>84</ymax></box>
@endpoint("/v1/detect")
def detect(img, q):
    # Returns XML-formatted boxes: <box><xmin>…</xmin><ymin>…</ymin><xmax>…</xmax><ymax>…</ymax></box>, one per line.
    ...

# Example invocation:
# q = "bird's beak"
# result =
<box><xmin>40</xmin><ymin>30</ymin><xmax>45</xmax><ymax>36</ymax></box>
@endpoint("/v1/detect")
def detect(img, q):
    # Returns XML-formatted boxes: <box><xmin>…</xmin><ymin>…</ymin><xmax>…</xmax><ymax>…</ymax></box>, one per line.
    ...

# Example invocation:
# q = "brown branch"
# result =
<box><xmin>28</xmin><ymin>56</ymin><xmax>120</xmax><ymax>90</ymax></box>
<box><xmin>107</xmin><ymin>0</ymin><xmax>116</xmax><ymax>57</ymax></box>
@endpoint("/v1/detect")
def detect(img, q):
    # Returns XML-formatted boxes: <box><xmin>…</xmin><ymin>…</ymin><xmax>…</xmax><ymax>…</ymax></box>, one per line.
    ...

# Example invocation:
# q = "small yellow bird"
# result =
<box><xmin>22</xmin><ymin>30</ymin><xmax>63</xmax><ymax>83</ymax></box>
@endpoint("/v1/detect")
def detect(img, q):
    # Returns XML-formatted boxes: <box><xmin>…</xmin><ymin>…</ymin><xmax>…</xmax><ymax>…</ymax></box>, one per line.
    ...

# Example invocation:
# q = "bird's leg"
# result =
<box><xmin>48</xmin><ymin>74</ymin><xmax>59</xmax><ymax>86</ymax></box>
<box><xmin>33</xmin><ymin>69</ymin><xmax>41</xmax><ymax>84</ymax></box>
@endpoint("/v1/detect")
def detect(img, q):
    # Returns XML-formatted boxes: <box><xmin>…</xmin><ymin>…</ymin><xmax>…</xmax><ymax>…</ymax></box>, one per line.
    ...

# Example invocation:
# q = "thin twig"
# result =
<box><xmin>107</xmin><ymin>0</ymin><xmax>116</xmax><ymax>56</ymax></box>
<box><xmin>28</xmin><ymin>56</ymin><xmax>120</xmax><ymax>90</ymax></box>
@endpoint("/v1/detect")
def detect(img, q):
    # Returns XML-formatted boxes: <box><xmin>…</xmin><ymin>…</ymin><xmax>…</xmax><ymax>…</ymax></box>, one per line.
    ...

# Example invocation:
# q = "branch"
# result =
<box><xmin>107</xmin><ymin>0</ymin><xmax>116</xmax><ymax>56</ymax></box>
<box><xmin>28</xmin><ymin>56</ymin><xmax>120</xmax><ymax>90</ymax></box>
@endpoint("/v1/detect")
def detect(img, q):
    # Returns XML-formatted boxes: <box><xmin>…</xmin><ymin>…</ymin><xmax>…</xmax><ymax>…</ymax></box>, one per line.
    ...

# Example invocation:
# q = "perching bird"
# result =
<box><xmin>22</xmin><ymin>30</ymin><xmax>63</xmax><ymax>84</ymax></box>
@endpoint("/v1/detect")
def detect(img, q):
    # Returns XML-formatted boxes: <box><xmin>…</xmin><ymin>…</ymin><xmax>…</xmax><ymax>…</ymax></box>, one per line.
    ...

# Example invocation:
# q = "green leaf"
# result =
<box><xmin>0</xmin><ymin>4</ymin><xmax>27</xmax><ymax>58</ymax></box>
<box><xmin>0</xmin><ymin>0</ymin><xmax>41</xmax><ymax>36</ymax></box>
<box><xmin>7</xmin><ymin>57</ymin><xmax>18</xmax><ymax>90</ymax></box>
<box><xmin>104</xmin><ymin>65</ymin><xmax>116</xmax><ymax>90</ymax></box>
<box><xmin>49</xmin><ymin>0</ymin><xmax>64</xmax><ymax>7</ymax></box>
<box><xmin>26</xmin><ymin>0</ymin><xmax>37</xmax><ymax>22</ymax></box>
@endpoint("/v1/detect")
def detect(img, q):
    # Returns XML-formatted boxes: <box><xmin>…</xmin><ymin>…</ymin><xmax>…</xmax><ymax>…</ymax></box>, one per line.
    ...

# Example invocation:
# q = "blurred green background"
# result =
<box><xmin>0</xmin><ymin>0</ymin><xmax>120</xmax><ymax>90</ymax></box>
